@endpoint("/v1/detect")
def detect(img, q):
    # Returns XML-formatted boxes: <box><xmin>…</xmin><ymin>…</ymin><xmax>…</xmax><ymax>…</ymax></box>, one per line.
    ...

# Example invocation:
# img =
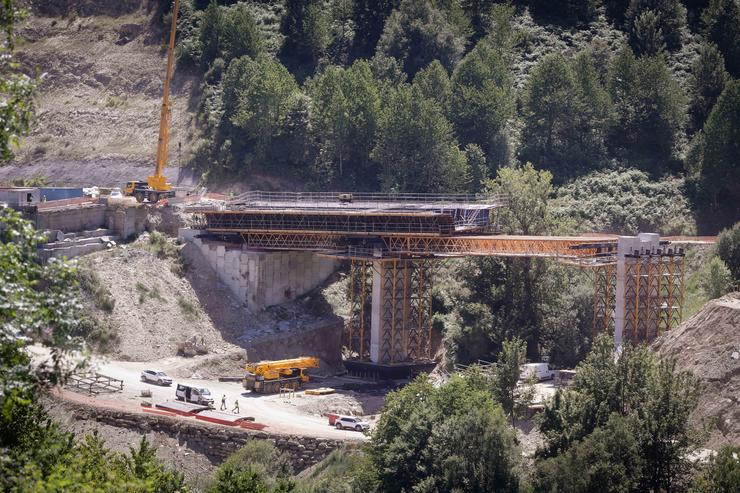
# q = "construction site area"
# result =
<box><xmin>5</xmin><ymin>185</ymin><xmax>715</xmax><ymax>424</ymax></box>
<box><xmin>3</xmin><ymin>2</ymin><xmax>738</xmax><ymax>488</ymax></box>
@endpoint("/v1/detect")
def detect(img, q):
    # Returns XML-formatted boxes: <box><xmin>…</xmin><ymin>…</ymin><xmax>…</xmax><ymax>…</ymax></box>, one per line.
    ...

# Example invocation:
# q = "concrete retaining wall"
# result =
<box><xmin>32</xmin><ymin>204</ymin><xmax>147</xmax><ymax>239</ymax></box>
<box><xmin>57</xmin><ymin>398</ymin><xmax>351</xmax><ymax>471</ymax></box>
<box><xmin>36</xmin><ymin>204</ymin><xmax>107</xmax><ymax>232</ymax></box>
<box><xmin>182</xmin><ymin>231</ymin><xmax>340</xmax><ymax>311</ymax></box>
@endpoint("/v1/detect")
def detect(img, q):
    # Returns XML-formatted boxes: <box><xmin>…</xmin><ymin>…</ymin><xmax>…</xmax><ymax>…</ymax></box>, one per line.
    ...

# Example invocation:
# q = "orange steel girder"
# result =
<box><xmin>382</xmin><ymin>235</ymin><xmax>614</xmax><ymax>258</ymax></box>
<box><xmin>231</xmin><ymin>231</ymin><xmax>617</xmax><ymax>259</ymax></box>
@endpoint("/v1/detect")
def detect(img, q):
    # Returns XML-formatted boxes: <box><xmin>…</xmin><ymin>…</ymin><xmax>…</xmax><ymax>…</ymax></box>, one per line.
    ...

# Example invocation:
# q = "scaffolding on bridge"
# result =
<box><xmin>197</xmin><ymin>191</ymin><xmax>690</xmax><ymax>365</ymax></box>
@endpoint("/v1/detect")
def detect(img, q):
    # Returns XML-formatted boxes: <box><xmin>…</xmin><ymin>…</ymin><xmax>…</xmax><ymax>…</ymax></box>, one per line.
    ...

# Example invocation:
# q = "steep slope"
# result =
<box><xmin>2</xmin><ymin>1</ymin><xmax>198</xmax><ymax>186</ymax></box>
<box><xmin>652</xmin><ymin>293</ymin><xmax>740</xmax><ymax>449</ymax></box>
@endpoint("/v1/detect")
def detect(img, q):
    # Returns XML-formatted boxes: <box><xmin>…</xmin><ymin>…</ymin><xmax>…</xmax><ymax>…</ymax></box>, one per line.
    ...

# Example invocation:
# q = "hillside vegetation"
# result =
<box><xmin>163</xmin><ymin>0</ymin><xmax>739</xmax><ymax>234</ymax></box>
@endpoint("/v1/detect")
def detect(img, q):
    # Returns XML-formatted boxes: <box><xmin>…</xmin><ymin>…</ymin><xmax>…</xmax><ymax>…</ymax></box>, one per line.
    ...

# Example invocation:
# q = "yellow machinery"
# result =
<box><xmin>124</xmin><ymin>0</ymin><xmax>179</xmax><ymax>203</ymax></box>
<box><xmin>244</xmin><ymin>357</ymin><xmax>320</xmax><ymax>394</ymax></box>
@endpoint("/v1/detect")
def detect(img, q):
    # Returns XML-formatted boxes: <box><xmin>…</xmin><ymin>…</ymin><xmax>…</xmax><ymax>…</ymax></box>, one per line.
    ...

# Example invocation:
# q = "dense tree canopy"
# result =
<box><xmin>376</xmin><ymin>0</ymin><xmax>467</xmax><ymax>79</ymax></box>
<box><xmin>307</xmin><ymin>60</ymin><xmax>381</xmax><ymax>188</ymax></box>
<box><xmin>520</xmin><ymin>52</ymin><xmax>612</xmax><ymax>178</ymax></box>
<box><xmin>689</xmin><ymin>42</ymin><xmax>729</xmax><ymax>131</ymax></box>
<box><xmin>701</xmin><ymin>0</ymin><xmax>740</xmax><ymax>77</ymax></box>
<box><xmin>369</xmin><ymin>374</ymin><xmax>520</xmax><ymax>493</ymax></box>
<box><xmin>538</xmin><ymin>335</ymin><xmax>700</xmax><ymax>491</ymax></box>
<box><xmin>607</xmin><ymin>48</ymin><xmax>686</xmax><ymax>171</ymax></box>
<box><xmin>626</xmin><ymin>0</ymin><xmax>687</xmax><ymax>50</ymax></box>
<box><xmin>450</xmin><ymin>38</ymin><xmax>513</xmax><ymax>167</ymax></box>
<box><xmin>372</xmin><ymin>83</ymin><xmax>469</xmax><ymax>192</ymax></box>
<box><xmin>696</xmin><ymin>80</ymin><xmax>740</xmax><ymax>218</ymax></box>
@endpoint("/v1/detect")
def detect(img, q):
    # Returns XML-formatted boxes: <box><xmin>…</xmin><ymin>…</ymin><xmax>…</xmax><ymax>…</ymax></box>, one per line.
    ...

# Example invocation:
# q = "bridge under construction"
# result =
<box><xmin>194</xmin><ymin>191</ymin><xmax>688</xmax><ymax>370</ymax></box>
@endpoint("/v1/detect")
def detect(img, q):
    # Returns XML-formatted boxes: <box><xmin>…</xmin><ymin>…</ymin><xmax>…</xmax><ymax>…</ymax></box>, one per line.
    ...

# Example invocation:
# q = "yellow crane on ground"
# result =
<box><xmin>244</xmin><ymin>357</ymin><xmax>320</xmax><ymax>394</ymax></box>
<box><xmin>123</xmin><ymin>0</ymin><xmax>179</xmax><ymax>203</ymax></box>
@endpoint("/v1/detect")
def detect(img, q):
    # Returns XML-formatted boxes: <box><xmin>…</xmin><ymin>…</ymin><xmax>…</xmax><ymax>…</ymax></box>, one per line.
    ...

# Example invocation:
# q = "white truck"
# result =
<box><xmin>520</xmin><ymin>362</ymin><xmax>556</xmax><ymax>382</ymax></box>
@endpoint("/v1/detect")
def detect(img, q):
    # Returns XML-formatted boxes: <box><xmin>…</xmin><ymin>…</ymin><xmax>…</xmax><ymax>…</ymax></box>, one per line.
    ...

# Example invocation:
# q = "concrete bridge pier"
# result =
<box><xmin>613</xmin><ymin>233</ymin><xmax>685</xmax><ymax>348</ymax></box>
<box><xmin>350</xmin><ymin>258</ymin><xmax>435</xmax><ymax>365</ymax></box>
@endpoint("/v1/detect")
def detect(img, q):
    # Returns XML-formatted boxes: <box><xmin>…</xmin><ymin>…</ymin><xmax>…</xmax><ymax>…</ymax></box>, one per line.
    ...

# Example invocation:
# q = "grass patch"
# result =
<box><xmin>77</xmin><ymin>316</ymin><xmax>119</xmax><ymax>353</ymax></box>
<box><xmin>135</xmin><ymin>282</ymin><xmax>165</xmax><ymax>304</ymax></box>
<box><xmin>78</xmin><ymin>265</ymin><xmax>115</xmax><ymax>313</ymax></box>
<box><xmin>105</xmin><ymin>95</ymin><xmax>126</xmax><ymax>108</ymax></box>
<box><xmin>140</xmin><ymin>231</ymin><xmax>188</xmax><ymax>277</ymax></box>
<box><xmin>177</xmin><ymin>294</ymin><xmax>200</xmax><ymax>321</ymax></box>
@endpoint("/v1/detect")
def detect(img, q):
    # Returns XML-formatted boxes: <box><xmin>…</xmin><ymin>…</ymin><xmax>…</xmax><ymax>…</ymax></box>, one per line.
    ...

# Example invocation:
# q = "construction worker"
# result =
<box><xmin>220</xmin><ymin>394</ymin><xmax>227</xmax><ymax>411</ymax></box>
<box><xmin>232</xmin><ymin>399</ymin><xmax>240</xmax><ymax>414</ymax></box>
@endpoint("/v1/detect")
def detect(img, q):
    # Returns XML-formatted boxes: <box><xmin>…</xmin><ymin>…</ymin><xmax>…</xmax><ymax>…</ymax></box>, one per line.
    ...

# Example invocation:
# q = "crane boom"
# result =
<box><xmin>148</xmin><ymin>0</ymin><xmax>179</xmax><ymax>192</ymax></box>
<box><xmin>245</xmin><ymin>357</ymin><xmax>320</xmax><ymax>376</ymax></box>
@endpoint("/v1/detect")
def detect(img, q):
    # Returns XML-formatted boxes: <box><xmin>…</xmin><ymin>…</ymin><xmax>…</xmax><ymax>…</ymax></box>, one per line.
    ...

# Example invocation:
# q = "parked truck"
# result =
<box><xmin>243</xmin><ymin>357</ymin><xmax>319</xmax><ymax>394</ymax></box>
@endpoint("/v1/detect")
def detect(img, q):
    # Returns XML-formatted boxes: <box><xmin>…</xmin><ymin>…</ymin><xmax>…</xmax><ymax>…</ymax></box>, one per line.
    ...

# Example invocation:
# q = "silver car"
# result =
<box><xmin>140</xmin><ymin>369</ymin><xmax>172</xmax><ymax>386</ymax></box>
<box><xmin>335</xmin><ymin>416</ymin><xmax>370</xmax><ymax>432</ymax></box>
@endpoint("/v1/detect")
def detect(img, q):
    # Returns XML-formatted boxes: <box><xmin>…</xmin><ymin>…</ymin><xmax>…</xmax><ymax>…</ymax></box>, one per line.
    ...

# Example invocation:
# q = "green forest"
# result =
<box><xmin>1</xmin><ymin>0</ymin><xmax>739</xmax><ymax>492</ymax></box>
<box><xmin>170</xmin><ymin>0</ymin><xmax>739</xmax><ymax>234</ymax></box>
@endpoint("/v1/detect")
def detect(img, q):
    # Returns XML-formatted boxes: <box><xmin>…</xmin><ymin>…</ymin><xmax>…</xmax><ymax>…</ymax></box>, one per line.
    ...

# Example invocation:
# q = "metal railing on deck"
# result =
<box><xmin>227</xmin><ymin>191</ymin><xmax>509</xmax><ymax>209</ymax></box>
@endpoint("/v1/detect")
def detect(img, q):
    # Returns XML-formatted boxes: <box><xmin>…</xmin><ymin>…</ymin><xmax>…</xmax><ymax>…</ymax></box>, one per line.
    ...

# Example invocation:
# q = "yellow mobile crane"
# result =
<box><xmin>124</xmin><ymin>0</ymin><xmax>180</xmax><ymax>203</ymax></box>
<box><xmin>244</xmin><ymin>357</ymin><xmax>320</xmax><ymax>394</ymax></box>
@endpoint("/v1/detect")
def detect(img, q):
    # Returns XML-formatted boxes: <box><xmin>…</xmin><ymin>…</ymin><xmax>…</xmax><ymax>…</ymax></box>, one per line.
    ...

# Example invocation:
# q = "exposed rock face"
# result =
<box><xmin>652</xmin><ymin>292</ymin><xmax>740</xmax><ymax>449</ymax></box>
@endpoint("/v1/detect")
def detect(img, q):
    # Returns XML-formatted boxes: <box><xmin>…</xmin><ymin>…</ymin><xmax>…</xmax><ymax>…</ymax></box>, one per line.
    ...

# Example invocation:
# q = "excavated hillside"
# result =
<box><xmin>78</xmin><ymin>234</ymin><xmax>344</xmax><ymax>372</ymax></box>
<box><xmin>652</xmin><ymin>292</ymin><xmax>740</xmax><ymax>449</ymax></box>
<box><xmin>1</xmin><ymin>0</ymin><xmax>198</xmax><ymax>186</ymax></box>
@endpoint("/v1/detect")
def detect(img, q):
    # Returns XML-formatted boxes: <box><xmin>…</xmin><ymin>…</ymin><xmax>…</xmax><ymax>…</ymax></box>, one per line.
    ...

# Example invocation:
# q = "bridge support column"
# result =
<box><xmin>613</xmin><ymin>233</ymin><xmax>685</xmax><ymax>347</ymax></box>
<box><xmin>348</xmin><ymin>258</ymin><xmax>434</xmax><ymax>364</ymax></box>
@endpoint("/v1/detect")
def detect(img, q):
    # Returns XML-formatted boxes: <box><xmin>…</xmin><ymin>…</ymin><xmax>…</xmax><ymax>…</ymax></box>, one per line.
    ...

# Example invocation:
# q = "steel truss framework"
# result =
<box><xmin>346</xmin><ymin>259</ymin><xmax>373</xmax><ymax>361</ymax></box>
<box><xmin>382</xmin><ymin>235</ymin><xmax>616</xmax><ymax>258</ymax></box>
<box><xmin>588</xmin><ymin>263</ymin><xmax>616</xmax><ymax>335</ymax></box>
<box><xmin>347</xmin><ymin>258</ymin><xmax>434</xmax><ymax>364</ymax></box>
<box><xmin>197</xmin><ymin>227</ymin><xmax>689</xmax><ymax>360</ymax></box>
<box><xmin>222</xmin><ymin>231</ymin><xmax>618</xmax><ymax>260</ymax></box>
<box><xmin>623</xmin><ymin>253</ymin><xmax>685</xmax><ymax>344</ymax></box>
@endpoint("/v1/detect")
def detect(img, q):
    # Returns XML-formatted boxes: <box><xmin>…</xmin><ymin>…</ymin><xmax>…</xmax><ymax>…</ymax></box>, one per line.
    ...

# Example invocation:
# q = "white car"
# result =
<box><xmin>140</xmin><ymin>369</ymin><xmax>172</xmax><ymax>386</ymax></box>
<box><xmin>521</xmin><ymin>363</ymin><xmax>556</xmax><ymax>382</ymax></box>
<box><xmin>335</xmin><ymin>416</ymin><xmax>370</xmax><ymax>432</ymax></box>
<box><xmin>109</xmin><ymin>188</ymin><xmax>123</xmax><ymax>199</ymax></box>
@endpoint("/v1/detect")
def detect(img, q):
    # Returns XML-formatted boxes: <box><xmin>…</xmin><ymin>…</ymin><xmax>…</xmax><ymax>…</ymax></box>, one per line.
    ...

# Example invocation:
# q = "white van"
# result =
<box><xmin>521</xmin><ymin>363</ymin><xmax>555</xmax><ymax>382</ymax></box>
<box><xmin>175</xmin><ymin>384</ymin><xmax>214</xmax><ymax>406</ymax></box>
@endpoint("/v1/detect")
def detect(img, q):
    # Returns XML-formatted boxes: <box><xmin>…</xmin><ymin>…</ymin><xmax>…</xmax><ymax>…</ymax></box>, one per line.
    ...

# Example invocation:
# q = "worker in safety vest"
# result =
<box><xmin>232</xmin><ymin>399</ymin><xmax>240</xmax><ymax>414</ymax></box>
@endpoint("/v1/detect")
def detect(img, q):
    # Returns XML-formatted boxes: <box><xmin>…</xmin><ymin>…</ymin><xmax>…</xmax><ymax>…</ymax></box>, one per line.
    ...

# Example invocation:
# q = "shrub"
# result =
<box><xmin>78</xmin><ymin>264</ymin><xmax>115</xmax><ymax>313</ymax></box>
<box><xmin>554</xmin><ymin>168</ymin><xmax>697</xmax><ymax>235</ymax></box>
<box><xmin>715</xmin><ymin>222</ymin><xmax>740</xmax><ymax>282</ymax></box>
<box><xmin>701</xmin><ymin>256</ymin><xmax>733</xmax><ymax>299</ymax></box>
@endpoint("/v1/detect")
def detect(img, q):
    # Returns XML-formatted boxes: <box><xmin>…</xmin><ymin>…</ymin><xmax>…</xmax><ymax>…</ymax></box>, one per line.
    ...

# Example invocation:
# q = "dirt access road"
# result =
<box><xmin>33</xmin><ymin>348</ymin><xmax>370</xmax><ymax>441</ymax></box>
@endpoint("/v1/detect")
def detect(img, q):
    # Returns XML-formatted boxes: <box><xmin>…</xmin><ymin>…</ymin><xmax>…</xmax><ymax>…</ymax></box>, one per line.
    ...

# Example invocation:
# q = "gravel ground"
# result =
<box><xmin>653</xmin><ymin>292</ymin><xmax>740</xmax><ymax>449</ymax></box>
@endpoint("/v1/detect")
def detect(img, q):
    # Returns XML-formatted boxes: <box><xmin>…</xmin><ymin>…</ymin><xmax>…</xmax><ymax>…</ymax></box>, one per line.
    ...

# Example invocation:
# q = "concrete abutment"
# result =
<box><xmin>180</xmin><ymin>229</ymin><xmax>340</xmax><ymax>311</ymax></box>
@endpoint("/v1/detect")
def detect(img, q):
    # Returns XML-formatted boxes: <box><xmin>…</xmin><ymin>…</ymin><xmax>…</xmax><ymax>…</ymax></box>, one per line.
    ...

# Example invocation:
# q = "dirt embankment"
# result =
<box><xmin>5</xmin><ymin>2</ymin><xmax>198</xmax><ymax>185</ymax></box>
<box><xmin>82</xmin><ymin>236</ymin><xmax>346</xmax><ymax>371</ymax></box>
<box><xmin>83</xmin><ymin>245</ymin><xmax>244</xmax><ymax>362</ymax></box>
<box><xmin>652</xmin><ymin>292</ymin><xmax>740</xmax><ymax>449</ymax></box>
